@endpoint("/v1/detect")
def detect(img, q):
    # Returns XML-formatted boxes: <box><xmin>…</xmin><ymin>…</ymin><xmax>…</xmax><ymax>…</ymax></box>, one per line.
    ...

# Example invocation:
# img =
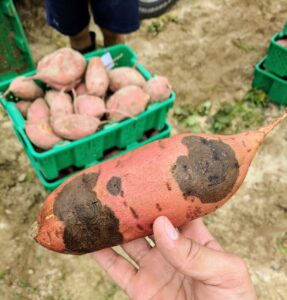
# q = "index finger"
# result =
<box><xmin>91</xmin><ymin>248</ymin><xmax>137</xmax><ymax>292</ymax></box>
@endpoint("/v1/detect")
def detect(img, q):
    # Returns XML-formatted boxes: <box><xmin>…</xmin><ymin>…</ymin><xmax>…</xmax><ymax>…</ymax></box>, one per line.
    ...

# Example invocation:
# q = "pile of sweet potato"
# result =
<box><xmin>4</xmin><ymin>48</ymin><xmax>172</xmax><ymax>150</ymax></box>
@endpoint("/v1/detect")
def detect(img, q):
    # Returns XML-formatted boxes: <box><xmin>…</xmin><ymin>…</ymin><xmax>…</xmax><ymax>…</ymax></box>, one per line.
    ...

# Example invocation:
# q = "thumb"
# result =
<box><xmin>153</xmin><ymin>216</ymin><xmax>249</xmax><ymax>286</ymax></box>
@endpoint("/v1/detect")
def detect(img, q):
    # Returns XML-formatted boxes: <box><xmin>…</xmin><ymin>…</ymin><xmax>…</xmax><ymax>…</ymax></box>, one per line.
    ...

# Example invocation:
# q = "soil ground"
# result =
<box><xmin>0</xmin><ymin>0</ymin><xmax>287</xmax><ymax>299</ymax></box>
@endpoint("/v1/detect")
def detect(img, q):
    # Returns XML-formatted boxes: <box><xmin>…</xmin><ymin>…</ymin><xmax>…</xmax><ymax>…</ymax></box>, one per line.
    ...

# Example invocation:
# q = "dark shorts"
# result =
<box><xmin>44</xmin><ymin>0</ymin><xmax>140</xmax><ymax>36</ymax></box>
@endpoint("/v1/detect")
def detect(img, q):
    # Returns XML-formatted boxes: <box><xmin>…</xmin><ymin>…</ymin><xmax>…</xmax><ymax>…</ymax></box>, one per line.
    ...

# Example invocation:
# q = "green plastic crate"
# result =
<box><xmin>264</xmin><ymin>22</ymin><xmax>287</xmax><ymax>77</ymax></box>
<box><xmin>0</xmin><ymin>44</ymin><xmax>175</xmax><ymax>180</ymax></box>
<box><xmin>0</xmin><ymin>0</ymin><xmax>35</xmax><ymax>82</ymax></box>
<box><xmin>252</xmin><ymin>57</ymin><xmax>287</xmax><ymax>105</ymax></box>
<box><xmin>34</xmin><ymin>122</ymin><xmax>171</xmax><ymax>192</ymax></box>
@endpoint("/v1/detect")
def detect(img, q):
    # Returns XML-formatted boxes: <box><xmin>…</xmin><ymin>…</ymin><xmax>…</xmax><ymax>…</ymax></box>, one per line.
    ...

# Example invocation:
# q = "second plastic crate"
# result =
<box><xmin>252</xmin><ymin>57</ymin><xmax>287</xmax><ymax>105</ymax></box>
<box><xmin>0</xmin><ymin>44</ymin><xmax>175</xmax><ymax>180</ymax></box>
<box><xmin>264</xmin><ymin>22</ymin><xmax>287</xmax><ymax>77</ymax></box>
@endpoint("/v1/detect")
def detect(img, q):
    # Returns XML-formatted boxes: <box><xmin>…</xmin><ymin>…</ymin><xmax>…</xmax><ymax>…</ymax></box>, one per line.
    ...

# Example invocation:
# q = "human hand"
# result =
<box><xmin>91</xmin><ymin>216</ymin><xmax>257</xmax><ymax>300</ymax></box>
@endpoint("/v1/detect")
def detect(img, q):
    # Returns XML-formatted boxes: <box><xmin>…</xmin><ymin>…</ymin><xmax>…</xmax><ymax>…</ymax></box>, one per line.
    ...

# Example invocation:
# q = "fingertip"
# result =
<box><xmin>153</xmin><ymin>216</ymin><xmax>179</xmax><ymax>248</ymax></box>
<box><xmin>153</xmin><ymin>215</ymin><xmax>167</xmax><ymax>237</ymax></box>
<box><xmin>153</xmin><ymin>216</ymin><xmax>166</xmax><ymax>244</ymax></box>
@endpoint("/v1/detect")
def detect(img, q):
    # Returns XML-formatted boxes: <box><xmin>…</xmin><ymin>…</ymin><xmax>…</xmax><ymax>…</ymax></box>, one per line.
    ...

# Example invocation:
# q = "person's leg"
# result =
<box><xmin>100</xmin><ymin>28</ymin><xmax>126</xmax><ymax>47</ymax></box>
<box><xmin>90</xmin><ymin>0</ymin><xmax>140</xmax><ymax>47</ymax></box>
<box><xmin>69</xmin><ymin>27</ymin><xmax>96</xmax><ymax>53</ymax></box>
<box><xmin>44</xmin><ymin>0</ymin><xmax>96</xmax><ymax>53</ymax></box>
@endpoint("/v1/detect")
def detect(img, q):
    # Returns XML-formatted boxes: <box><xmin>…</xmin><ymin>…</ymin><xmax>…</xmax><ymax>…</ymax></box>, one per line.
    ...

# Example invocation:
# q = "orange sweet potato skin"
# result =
<box><xmin>277</xmin><ymin>39</ymin><xmax>287</xmax><ymax>47</ymax></box>
<box><xmin>75</xmin><ymin>83</ymin><xmax>88</xmax><ymax>96</ymax></box>
<box><xmin>27</xmin><ymin>98</ymin><xmax>50</xmax><ymax>123</ymax></box>
<box><xmin>34</xmin><ymin>130</ymin><xmax>262</xmax><ymax>255</ymax></box>
<box><xmin>16</xmin><ymin>101</ymin><xmax>31</xmax><ymax>117</ymax></box>
<box><xmin>26</xmin><ymin>121</ymin><xmax>62</xmax><ymax>150</ymax></box>
<box><xmin>85</xmin><ymin>57</ymin><xmax>109</xmax><ymax>97</ymax></box>
<box><xmin>52</xmin><ymin>114</ymin><xmax>100</xmax><ymax>140</ymax></box>
<box><xmin>144</xmin><ymin>76</ymin><xmax>172</xmax><ymax>102</ymax></box>
<box><xmin>6</xmin><ymin>76</ymin><xmax>44</xmax><ymax>100</ymax></box>
<box><xmin>107</xmin><ymin>85</ymin><xmax>149</xmax><ymax>121</ymax></box>
<box><xmin>35</xmin><ymin>48</ymin><xmax>86</xmax><ymax>91</ymax></box>
<box><xmin>108</xmin><ymin>67</ymin><xmax>146</xmax><ymax>92</ymax></box>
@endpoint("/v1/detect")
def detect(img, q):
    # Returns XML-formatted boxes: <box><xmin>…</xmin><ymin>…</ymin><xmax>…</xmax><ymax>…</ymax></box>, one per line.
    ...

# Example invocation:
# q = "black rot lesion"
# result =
<box><xmin>136</xmin><ymin>224</ymin><xmax>144</xmax><ymax>231</ymax></box>
<box><xmin>106</xmin><ymin>176</ymin><xmax>122</xmax><ymax>196</ymax></box>
<box><xmin>156</xmin><ymin>203</ymin><xmax>162</xmax><ymax>211</ymax></box>
<box><xmin>166</xmin><ymin>182</ymin><xmax>172</xmax><ymax>191</ymax></box>
<box><xmin>186</xmin><ymin>206</ymin><xmax>202</xmax><ymax>220</ymax></box>
<box><xmin>129</xmin><ymin>207</ymin><xmax>139</xmax><ymax>219</ymax></box>
<box><xmin>208</xmin><ymin>175</ymin><xmax>221</xmax><ymax>187</ymax></box>
<box><xmin>171</xmin><ymin>136</ymin><xmax>240</xmax><ymax>204</ymax></box>
<box><xmin>53</xmin><ymin>173</ymin><xmax>123</xmax><ymax>253</ymax></box>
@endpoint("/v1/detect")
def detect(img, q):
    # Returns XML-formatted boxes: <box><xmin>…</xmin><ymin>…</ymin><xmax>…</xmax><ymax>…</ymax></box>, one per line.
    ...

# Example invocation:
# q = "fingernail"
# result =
<box><xmin>164</xmin><ymin>217</ymin><xmax>178</xmax><ymax>241</ymax></box>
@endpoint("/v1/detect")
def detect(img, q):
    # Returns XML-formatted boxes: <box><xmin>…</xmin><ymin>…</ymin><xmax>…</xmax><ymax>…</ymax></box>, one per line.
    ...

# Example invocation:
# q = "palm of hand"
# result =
<box><xmin>92</xmin><ymin>219</ymin><xmax>243</xmax><ymax>300</ymax></box>
<box><xmin>125</xmin><ymin>246</ymin><xmax>192</xmax><ymax>300</ymax></box>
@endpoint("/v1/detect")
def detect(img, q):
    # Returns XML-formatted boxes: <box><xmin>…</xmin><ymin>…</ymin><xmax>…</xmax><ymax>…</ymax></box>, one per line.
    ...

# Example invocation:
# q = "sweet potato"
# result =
<box><xmin>16</xmin><ymin>101</ymin><xmax>31</xmax><ymax>118</ymax></box>
<box><xmin>107</xmin><ymin>85</ymin><xmax>150</xmax><ymax>121</ymax></box>
<box><xmin>44</xmin><ymin>90</ymin><xmax>73</xmax><ymax>121</ymax></box>
<box><xmin>26</xmin><ymin>121</ymin><xmax>62</xmax><ymax>150</ymax></box>
<box><xmin>86</xmin><ymin>57</ymin><xmax>109</xmax><ymax>97</ymax></box>
<box><xmin>143</xmin><ymin>76</ymin><xmax>172</xmax><ymax>102</ymax></box>
<box><xmin>4</xmin><ymin>76</ymin><xmax>43</xmax><ymax>100</ymax></box>
<box><xmin>74</xmin><ymin>95</ymin><xmax>106</xmax><ymax>119</ymax></box>
<box><xmin>75</xmin><ymin>83</ymin><xmax>88</xmax><ymax>96</ymax></box>
<box><xmin>27</xmin><ymin>98</ymin><xmax>50</xmax><ymax>123</ymax></box>
<box><xmin>31</xmin><ymin>48</ymin><xmax>86</xmax><ymax>91</ymax></box>
<box><xmin>44</xmin><ymin>90</ymin><xmax>59</xmax><ymax>107</ymax></box>
<box><xmin>277</xmin><ymin>39</ymin><xmax>287</xmax><ymax>47</ymax></box>
<box><xmin>33</xmin><ymin>113</ymin><xmax>287</xmax><ymax>254</ymax></box>
<box><xmin>109</xmin><ymin>67</ymin><xmax>146</xmax><ymax>92</ymax></box>
<box><xmin>52</xmin><ymin>114</ymin><xmax>101</xmax><ymax>140</ymax></box>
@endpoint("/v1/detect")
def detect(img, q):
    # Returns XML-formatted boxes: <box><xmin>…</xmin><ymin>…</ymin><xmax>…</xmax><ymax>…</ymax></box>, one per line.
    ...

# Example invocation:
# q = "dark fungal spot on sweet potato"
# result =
<box><xmin>208</xmin><ymin>175</ymin><xmax>220</xmax><ymax>186</ymax></box>
<box><xmin>156</xmin><ymin>203</ymin><xmax>162</xmax><ymax>211</ymax></box>
<box><xmin>172</xmin><ymin>136</ymin><xmax>239</xmax><ymax>203</ymax></box>
<box><xmin>158</xmin><ymin>140</ymin><xmax>166</xmax><ymax>149</ymax></box>
<box><xmin>242</xmin><ymin>140</ymin><xmax>247</xmax><ymax>148</ymax></box>
<box><xmin>137</xmin><ymin>224</ymin><xmax>144</xmax><ymax>231</ymax></box>
<box><xmin>166</xmin><ymin>182</ymin><xmax>172</xmax><ymax>191</ymax></box>
<box><xmin>53</xmin><ymin>173</ymin><xmax>123</xmax><ymax>254</ymax></box>
<box><xmin>130</xmin><ymin>207</ymin><xmax>139</xmax><ymax>219</ymax></box>
<box><xmin>107</xmin><ymin>176</ymin><xmax>122</xmax><ymax>196</ymax></box>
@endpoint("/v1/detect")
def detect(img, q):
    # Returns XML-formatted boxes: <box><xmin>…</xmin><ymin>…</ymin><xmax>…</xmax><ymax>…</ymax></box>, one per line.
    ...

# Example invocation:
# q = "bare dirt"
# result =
<box><xmin>1</xmin><ymin>0</ymin><xmax>287</xmax><ymax>299</ymax></box>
